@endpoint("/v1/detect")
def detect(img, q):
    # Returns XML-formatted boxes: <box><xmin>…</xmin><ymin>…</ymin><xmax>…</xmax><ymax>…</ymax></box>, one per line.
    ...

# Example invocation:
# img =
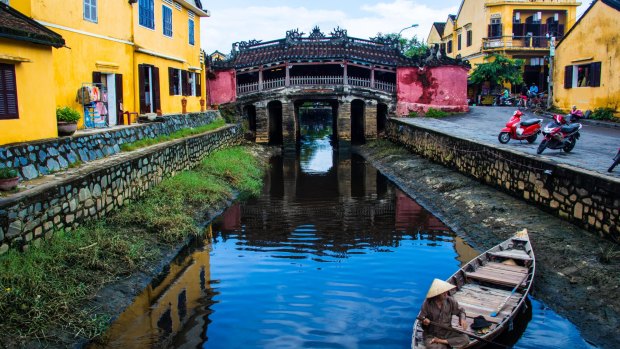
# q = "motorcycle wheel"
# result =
<box><xmin>609</xmin><ymin>158</ymin><xmax>620</xmax><ymax>172</ymax></box>
<box><xmin>563</xmin><ymin>138</ymin><xmax>577</xmax><ymax>152</ymax></box>
<box><xmin>498</xmin><ymin>132</ymin><xmax>511</xmax><ymax>144</ymax></box>
<box><xmin>537</xmin><ymin>140</ymin><xmax>547</xmax><ymax>154</ymax></box>
<box><xmin>526</xmin><ymin>134</ymin><xmax>538</xmax><ymax>144</ymax></box>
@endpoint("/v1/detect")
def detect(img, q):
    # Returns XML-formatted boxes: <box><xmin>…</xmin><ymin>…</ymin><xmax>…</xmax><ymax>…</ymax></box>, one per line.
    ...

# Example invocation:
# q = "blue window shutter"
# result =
<box><xmin>189</xmin><ymin>19</ymin><xmax>195</xmax><ymax>45</ymax></box>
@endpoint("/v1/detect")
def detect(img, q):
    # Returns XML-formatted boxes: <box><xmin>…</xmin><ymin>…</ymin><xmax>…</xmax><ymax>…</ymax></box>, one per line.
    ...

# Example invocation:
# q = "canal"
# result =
<box><xmin>94</xmin><ymin>115</ymin><xmax>596</xmax><ymax>349</ymax></box>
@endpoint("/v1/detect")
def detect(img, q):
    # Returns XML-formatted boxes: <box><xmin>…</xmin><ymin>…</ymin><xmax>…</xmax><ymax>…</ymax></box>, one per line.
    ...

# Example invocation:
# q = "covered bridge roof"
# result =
<box><xmin>210</xmin><ymin>27</ymin><xmax>468</xmax><ymax>71</ymax></box>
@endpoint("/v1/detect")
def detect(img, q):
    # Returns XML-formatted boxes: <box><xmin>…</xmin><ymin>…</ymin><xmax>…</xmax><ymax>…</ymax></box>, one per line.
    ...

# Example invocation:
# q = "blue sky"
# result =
<box><xmin>200</xmin><ymin>0</ymin><xmax>590</xmax><ymax>54</ymax></box>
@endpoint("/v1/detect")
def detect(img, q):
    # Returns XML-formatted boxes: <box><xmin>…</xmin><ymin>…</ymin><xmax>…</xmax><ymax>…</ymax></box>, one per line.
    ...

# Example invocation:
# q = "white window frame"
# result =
<box><xmin>83</xmin><ymin>0</ymin><xmax>98</xmax><ymax>23</ymax></box>
<box><xmin>190</xmin><ymin>72</ymin><xmax>197</xmax><ymax>96</ymax></box>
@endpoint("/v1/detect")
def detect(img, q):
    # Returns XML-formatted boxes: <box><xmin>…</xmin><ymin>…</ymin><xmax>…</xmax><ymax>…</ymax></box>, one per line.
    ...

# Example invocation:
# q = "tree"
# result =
<box><xmin>373</xmin><ymin>32</ymin><xmax>428</xmax><ymax>58</ymax></box>
<box><xmin>469</xmin><ymin>54</ymin><xmax>524</xmax><ymax>86</ymax></box>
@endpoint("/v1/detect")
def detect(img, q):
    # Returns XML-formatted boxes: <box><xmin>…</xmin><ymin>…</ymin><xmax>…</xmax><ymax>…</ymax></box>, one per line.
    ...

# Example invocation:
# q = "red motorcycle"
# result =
<box><xmin>537</xmin><ymin>114</ymin><xmax>583</xmax><ymax>154</ymax></box>
<box><xmin>498</xmin><ymin>110</ymin><xmax>542</xmax><ymax>144</ymax></box>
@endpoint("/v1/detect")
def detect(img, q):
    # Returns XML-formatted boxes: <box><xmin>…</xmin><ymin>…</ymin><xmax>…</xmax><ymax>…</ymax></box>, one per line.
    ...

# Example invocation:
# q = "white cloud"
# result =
<box><xmin>199</xmin><ymin>1</ymin><xmax>457</xmax><ymax>54</ymax></box>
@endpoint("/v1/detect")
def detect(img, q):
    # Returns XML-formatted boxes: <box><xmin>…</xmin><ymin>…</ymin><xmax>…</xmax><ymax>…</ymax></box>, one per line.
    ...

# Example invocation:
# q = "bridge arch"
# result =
<box><xmin>377</xmin><ymin>103</ymin><xmax>388</xmax><ymax>135</ymax></box>
<box><xmin>351</xmin><ymin>99</ymin><xmax>366</xmax><ymax>144</ymax></box>
<box><xmin>242</xmin><ymin>104</ymin><xmax>257</xmax><ymax>141</ymax></box>
<box><xmin>268</xmin><ymin>100</ymin><xmax>283</xmax><ymax>145</ymax></box>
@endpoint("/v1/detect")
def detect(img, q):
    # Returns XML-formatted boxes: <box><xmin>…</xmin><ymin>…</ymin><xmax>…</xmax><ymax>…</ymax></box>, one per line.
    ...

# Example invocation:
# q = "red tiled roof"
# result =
<box><xmin>0</xmin><ymin>3</ymin><xmax>64</xmax><ymax>48</ymax></box>
<box><xmin>212</xmin><ymin>27</ymin><xmax>414</xmax><ymax>69</ymax></box>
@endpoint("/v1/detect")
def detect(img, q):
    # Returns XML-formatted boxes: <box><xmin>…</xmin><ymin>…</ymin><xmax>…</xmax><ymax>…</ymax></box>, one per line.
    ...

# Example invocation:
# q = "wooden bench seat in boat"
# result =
<box><xmin>488</xmin><ymin>249</ymin><xmax>532</xmax><ymax>261</ymax></box>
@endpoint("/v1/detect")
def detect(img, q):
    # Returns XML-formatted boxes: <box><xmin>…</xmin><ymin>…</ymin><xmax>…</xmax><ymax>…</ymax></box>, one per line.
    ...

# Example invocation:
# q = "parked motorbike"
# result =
<box><xmin>537</xmin><ymin>114</ymin><xmax>582</xmax><ymax>154</ymax></box>
<box><xmin>609</xmin><ymin>148</ymin><xmax>620</xmax><ymax>172</ymax></box>
<box><xmin>495</xmin><ymin>95</ymin><xmax>517</xmax><ymax>106</ymax></box>
<box><xmin>498</xmin><ymin>110</ymin><xmax>542</xmax><ymax>144</ymax></box>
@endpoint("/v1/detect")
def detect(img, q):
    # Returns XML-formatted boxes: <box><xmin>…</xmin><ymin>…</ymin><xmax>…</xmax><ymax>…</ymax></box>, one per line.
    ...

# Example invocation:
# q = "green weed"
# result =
<box><xmin>0</xmin><ymin>145</ymin><xmax>266</xmax><ymax>346</ymax></box>
<box><xmin>425</xmin><ymin>108</ymin><xmax>449</xmax><ymax>118</ymax></box>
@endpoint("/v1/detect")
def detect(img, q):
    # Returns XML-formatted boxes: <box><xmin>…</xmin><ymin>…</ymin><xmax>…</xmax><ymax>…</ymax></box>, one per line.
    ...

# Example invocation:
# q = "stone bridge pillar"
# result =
<box><xmin>365</xmin><ymin>102</ymin><xmax>378</xmax><ymax>141</ymax></box>
<box><xmin>282</xmin><ymin>101</ymin><xmax>297</xmax><ymax>152</ymax></box>
<box><xmin>255</xmin><ymin>104</ymin><xmax>269</xmax><ymax>143</ymax></box>
<box><xmin>337</xmin><ymin>101</ymin><xmax>351</xmax><ymax>144</ymax></box>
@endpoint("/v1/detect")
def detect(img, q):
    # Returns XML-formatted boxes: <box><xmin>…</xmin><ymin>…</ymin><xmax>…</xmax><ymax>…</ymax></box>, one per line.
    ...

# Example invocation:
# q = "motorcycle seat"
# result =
<box><xmin>561</xmin><ymin>124</ymin><xmax>580</xmax><ymax>133</ymax></box>
<box><xmin>521</xmin><ymin>119</ymin><xmax>541</xmax><ymax>127</ymax></box>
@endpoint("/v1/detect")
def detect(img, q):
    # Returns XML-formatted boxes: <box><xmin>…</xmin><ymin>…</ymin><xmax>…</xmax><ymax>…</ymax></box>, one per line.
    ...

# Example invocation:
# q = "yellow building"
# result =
<box><xmin>429</xmin><ymin>0</ymin><xmax>580</xmax><ymax>93</ymax></box>
<box><xmin>552</xmin><ymin>0</ymin><xmax>619</xmax><ymax>115</ymax></box>
<box><xmin>0</xmin><ymin>2</ymin><xmax>64</xmax><ymax>145</ymax></box>
<box><xmin>9</xmin><ymin>0</ymin><xmax>209</xmax><ymax>132</ymax></box>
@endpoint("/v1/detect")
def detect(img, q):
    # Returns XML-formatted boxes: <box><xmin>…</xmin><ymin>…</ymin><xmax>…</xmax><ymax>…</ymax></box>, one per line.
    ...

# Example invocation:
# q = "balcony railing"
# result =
<box><xmin>483</xmin><ymin>35</ymin><xmax>554</xmax><ymax>50</ymax></box>
<box><xmin>236</xmin><ymin>75</ymin><xmax>395</xmax><ymax>95</ymax></box>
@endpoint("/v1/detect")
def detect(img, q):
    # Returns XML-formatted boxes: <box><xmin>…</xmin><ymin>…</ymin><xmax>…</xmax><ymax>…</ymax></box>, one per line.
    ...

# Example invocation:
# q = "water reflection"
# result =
<box><xmin>94</xmin><ymin>116</ymin><xmax>596</xmax><ymax>349</ymax></box>
<box><xmin>299</xmin><ymin>112</ymin><xmax>333</xmax><ymax>174</ymax></box>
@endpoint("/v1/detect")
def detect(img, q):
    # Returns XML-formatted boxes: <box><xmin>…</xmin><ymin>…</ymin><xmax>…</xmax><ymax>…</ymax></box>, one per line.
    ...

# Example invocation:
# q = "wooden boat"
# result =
<box><xmin>412</xmin><ymin>229</ymin><xmax>535</xmax><ymax>349</ymax></box>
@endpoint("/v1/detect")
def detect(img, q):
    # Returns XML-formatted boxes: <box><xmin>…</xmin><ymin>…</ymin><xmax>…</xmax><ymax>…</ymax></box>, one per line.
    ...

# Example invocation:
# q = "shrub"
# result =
<box><xmin>407</xmin><ymin>111</ymin><xmax>418</xmax><ymax>118</ymax></box>
<box><xmin>590</xmin><ymin>107</ymin><xmax>616</xmax><ymax>121</ymax></box>
<box><xmin>56</xmin><ymin>106</ymin><xmax>81</xmax><ymax>123</ymax></box>
<box><xmin>425</xmin><ymin>108</ymin><xmax>448</xmax><ymax>118</ymax></box>
<box><xmin>0</xmin><ymin>167</ymin><xmax>18</xmax><ymax>179</ymax></box>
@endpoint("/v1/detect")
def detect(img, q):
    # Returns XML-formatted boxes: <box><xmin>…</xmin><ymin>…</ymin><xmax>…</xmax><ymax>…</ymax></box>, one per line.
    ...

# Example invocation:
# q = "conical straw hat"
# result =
<box><xmin>426</xmin><ymin>279</ymin><xmax>456</xmax><ymax>299</ymax></box>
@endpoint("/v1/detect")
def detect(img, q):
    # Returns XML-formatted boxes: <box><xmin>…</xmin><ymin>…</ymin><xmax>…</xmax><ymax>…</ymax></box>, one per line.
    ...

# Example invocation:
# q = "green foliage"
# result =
<box><xmin>219</xmin><ymin>104</ymin><xmax>237</xmax><ymax>123</ymax></box>
<box><xmin>373</xmin><ymin>32</ymin><xmax>428</xmax><ymax>58</ymax></box>
<box><xmin>407</xmin><ymin>111</ymin><xmax>418</xmax><ymax>117</ymax></box>
<box><xmin>469</xmin><ymin>54</ymin><xmax>524</xmax><ymax>86</ymax></box>
<box><xmin>120</xmin><ymin>118</ymin><xmax>226</xmax><ymax>151</ymax></box>
<box><xmin>425</xmin><ymin>108</ymin><xmax>448</xmax><ymax>118</ymax></box>
<box><xmin>56</xmin><ymin>106</ymin><xmax>81</xmax><ymax>123</ymax></box>
<box><xmin>0</xmin><ymin>146</ymin><xmax>266</xmax><ymax>345</ymax></box>
<box><xmin>590</xmin><ymin>107</ymin><xmax>617</xmax><ymax>121</ymax></box>
<box><xmin>0</xmin><ymin>167</ymin><xmax>18</xmax><ymax>179</ymax></box>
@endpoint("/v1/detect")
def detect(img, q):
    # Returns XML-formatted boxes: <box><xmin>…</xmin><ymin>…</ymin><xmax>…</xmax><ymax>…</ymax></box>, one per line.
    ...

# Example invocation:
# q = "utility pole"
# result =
<box><xmin>547</xmin><ymin>36</ymin><xmax>555</xmax><ymax>109</ymax></box>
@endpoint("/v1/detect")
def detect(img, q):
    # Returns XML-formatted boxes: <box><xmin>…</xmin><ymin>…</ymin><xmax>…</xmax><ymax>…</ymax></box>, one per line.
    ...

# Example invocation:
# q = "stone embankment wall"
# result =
<box><xmin>0</xmin><ymin>112</ymin><xmax>219</xmax><ymax>180</ymax></box>
<box><xmin>386</xmin><ymin>119</ymin><xmax>620</xmax><ymax>242</ymax></box>
<box><xmin>0</xmin><ymin>125</ymin><xmax>242</xmax><ymax>255</ymax></box>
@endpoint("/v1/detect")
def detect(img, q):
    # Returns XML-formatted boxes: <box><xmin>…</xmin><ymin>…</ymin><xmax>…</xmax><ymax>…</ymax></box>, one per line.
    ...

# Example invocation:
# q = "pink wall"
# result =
<box><xmin>207</xmin><ymin>70</ymin><xmax>236</xmax><ymax>106</ymax></box>
<box><xmin>396</xmin><ymin>66</ymin><xmax>469</xmax><ymax>115</ymax></box>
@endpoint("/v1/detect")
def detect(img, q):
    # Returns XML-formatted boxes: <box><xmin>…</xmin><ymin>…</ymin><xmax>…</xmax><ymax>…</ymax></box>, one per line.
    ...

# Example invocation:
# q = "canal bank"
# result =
<box><xmin>0</xmin><ymin>143</ymin><xmax>272</xmax><ymax>348</ymax></box>
<box><xmin>357</xmin><ymin>140</ymin><xmax>620</xmax><ymax>349</ymax></box>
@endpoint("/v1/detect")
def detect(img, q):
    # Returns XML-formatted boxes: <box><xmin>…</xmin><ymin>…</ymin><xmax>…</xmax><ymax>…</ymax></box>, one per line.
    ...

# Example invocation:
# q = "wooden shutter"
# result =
<box><xmin>138</xmin><ymin>64</ymin><xmax>147</xmax><ymax>114</ymax></box>
<box><xmin>168</xmin><ymin>67</ymin><xmax>175</xmax><ymax>95</ymax></box>
<box><xmin>92</xmin><ymin>71</ymin><xmax>102</xmax><ymax>84</ymax></box>
<box><xmin>590</xmin><ymin>62</ymin><xmax>601</xmax><ymax>87</ymax></box>
<box><xmin>196</xmin><ymin>73</ymin><xmax>201</xmax><ymax>97</ymax></box>
<box><xmin>564</xmin><ymin>65</ymin><xmax>573</xmax><ymax>89</ymax></box>
<box><xmin>152</xmin><ymin>66</ymin><xmax>161</xmax><ymax>113</ymax></box>
<box><xmin>0</xmin><ymin>64</ymin><xmax>18</xmax><ymax>119</ymax></box>
<box><xmin>115</xmin><ymin>74</ymin><xmax>123</xmax><ymax>114</ymax></box>
<box><xmin>181</xmin><ymin>70</ymin><xmax>190</xmax><ymax>96</ymax></box>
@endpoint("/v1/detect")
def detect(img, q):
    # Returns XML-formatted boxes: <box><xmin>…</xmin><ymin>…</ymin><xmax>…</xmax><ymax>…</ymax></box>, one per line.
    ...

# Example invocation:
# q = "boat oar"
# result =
<box><xmin>491</xmin><ymin>274</ymin><xmax>528</xmax><ymax>317</ymax></box>
<box><xmin>416</xmin><ymin>317</ymin><xmax>513</xmax><ymax>349</ymax></box>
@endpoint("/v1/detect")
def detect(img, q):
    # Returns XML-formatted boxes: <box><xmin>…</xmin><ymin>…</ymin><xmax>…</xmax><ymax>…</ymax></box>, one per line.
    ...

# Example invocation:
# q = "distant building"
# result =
<box><xmin>0</xmin><ymin>3</ymin><xmax>64</xmax><ymax>145</ymax></box>
<box><xmin>428</xmin><ymin>0</ymin><xmax>581</xmax><ymax>95</ymax></box>
<box><xmin>552</xmin><ymin>0</ymin><xmax>619</xmax><ymax>115</ymax></box>
<box><xmin>210</xmin><ymin>50</ymin><xmax>227</xmax><ymax>62</ymax></box>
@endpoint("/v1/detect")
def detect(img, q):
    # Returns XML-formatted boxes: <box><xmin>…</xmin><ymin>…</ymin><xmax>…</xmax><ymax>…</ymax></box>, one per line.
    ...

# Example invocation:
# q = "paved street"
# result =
<box><xmin>397</xmin><ymin>106</ymin><xmax>620</xmax><ymax>178</ymax></box>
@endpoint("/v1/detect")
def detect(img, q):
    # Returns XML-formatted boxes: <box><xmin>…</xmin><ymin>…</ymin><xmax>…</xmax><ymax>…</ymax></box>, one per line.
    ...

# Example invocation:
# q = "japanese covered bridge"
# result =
<box><xmin>207</xmin><ymin>27</ymin><xmax>470</xmax><ymax>146</ymax></box>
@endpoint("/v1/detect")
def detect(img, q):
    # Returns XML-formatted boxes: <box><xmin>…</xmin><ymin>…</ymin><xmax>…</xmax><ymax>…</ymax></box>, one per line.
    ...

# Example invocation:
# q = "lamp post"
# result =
<box><xmin>398</xmin><ymin>24</ymin><xmax>419</xmax><ymax>37</ymax></box>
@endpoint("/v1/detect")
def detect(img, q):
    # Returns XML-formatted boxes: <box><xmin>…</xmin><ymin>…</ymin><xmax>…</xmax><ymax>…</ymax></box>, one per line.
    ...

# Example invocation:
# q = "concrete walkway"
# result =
<box><xmin>396</xmin><ymin>106</ymin><xmax>620</xmax><ymax>178</ymax></box>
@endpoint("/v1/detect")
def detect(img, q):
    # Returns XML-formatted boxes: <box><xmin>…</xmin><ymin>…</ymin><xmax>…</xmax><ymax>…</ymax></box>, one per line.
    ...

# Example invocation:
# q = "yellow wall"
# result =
<box><xmin>426</xmin><ymin>25</ymin><xmax>443</xmax><ymax>45</ymax></box>
<box><xmin>453</xmin><ymin>0</ymin><xmax>486</xmax><ymax>60</ymax></box>
<box><xmin>553</xmin><ymin>1</ymin><xmax>620</xmax><ymax>113</ymax></box>
<box><xmin>0</xmin><ymin>41</ymin><xmax>57</xmax><ymax>145</ymax></box>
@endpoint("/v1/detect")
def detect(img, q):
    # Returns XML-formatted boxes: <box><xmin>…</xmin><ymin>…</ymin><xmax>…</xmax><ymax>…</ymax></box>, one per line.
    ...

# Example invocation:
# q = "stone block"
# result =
<box><xmin>0</xmin><ymin>243</ymin><xmax>8</xmax><ymax>255</ymax></box>
<box><xmin>7</xmin><ymin>220</ymin><xmax>22</xmax><ymax>238</ymax></box>
<box><xmin>574</xmin><ymin>203</ymin><xmax>583</xmax><ymax>220</ymax></box>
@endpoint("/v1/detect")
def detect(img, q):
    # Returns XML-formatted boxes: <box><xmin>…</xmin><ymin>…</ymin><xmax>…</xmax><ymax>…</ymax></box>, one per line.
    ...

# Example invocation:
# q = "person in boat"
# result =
<box><xmin>420</xmin><ymin>279</ymin><xmax>469</xmax><ymax>349</ymax></box>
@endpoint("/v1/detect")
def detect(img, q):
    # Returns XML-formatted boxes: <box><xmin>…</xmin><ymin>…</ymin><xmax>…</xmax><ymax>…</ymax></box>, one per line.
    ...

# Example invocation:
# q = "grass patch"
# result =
<box><xmin>120</xmin><ymin>118</ymin><xmax>226</xmax><ymax>152</ymax></box>
<box><xmin>365</xmin><ymin>139</ymin><xmax>410</xmax><ymax>158</ymax></box>
<box><xmin>424</xmin><ymin>108</ymin><xmax>449</xmax><ymax>118</ymax></box>
<box><xmin>590</xmin><ymin>107</ymin><xmax>617</xmax><ymax>122</ymax></box>
<box><xmin>0</xmin><ymin>145</ymin><xmax>266</xmax><ymax>346</ymax></box>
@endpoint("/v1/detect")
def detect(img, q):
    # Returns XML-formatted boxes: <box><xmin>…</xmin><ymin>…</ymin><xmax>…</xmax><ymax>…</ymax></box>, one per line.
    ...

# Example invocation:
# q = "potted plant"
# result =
<box><xmin>0</xmin><ymin>168</ymin><xmax>19</xmax><ymax>191</ymax></box>
<box><xmin>56</xmin><ymin>106</ymin><xmax>81</xmax><ymax>136</ymax></box>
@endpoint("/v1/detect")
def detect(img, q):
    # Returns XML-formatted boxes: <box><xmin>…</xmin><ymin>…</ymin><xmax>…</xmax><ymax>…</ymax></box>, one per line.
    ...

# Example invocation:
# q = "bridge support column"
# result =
<box><xmin>255</xmin><ymin>105</ymin><xmax>269</xmax><ymax>143</ymax></box>
<box><xmin>282</xmin><ymin>101</ymin><xmax>297</xmax><ymax>153</ymax></box>
<box><xmin>365</xmin><ymin>103</ymin><xmax>378</xmax><ymax>141</ymax></box>
<box><xmin>338</xmin><ymin>101</ymin><xmax>351</xmax><ymax>147</ymax></box>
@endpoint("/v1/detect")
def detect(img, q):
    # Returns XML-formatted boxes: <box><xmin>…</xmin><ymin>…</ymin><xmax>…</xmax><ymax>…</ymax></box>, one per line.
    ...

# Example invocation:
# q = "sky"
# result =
<box><xmin>199</xmin><ymin>0</ymin><xmax>590</xmax><ymax>54</ymax></box>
